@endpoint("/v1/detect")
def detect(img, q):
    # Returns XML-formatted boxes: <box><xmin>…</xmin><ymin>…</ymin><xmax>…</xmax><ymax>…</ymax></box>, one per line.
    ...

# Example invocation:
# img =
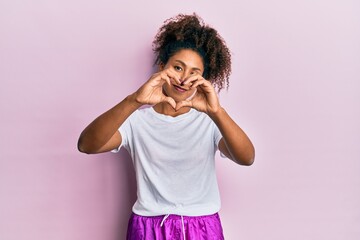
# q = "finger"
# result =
<box><xmin>158</xmin><ymin>72</ymin><xmax>171</xmax><ymax>86</ymax></box>
<box><xmin>149</xmin><ymin>72</ymin><xmax>169</xmax><ymax>85</ymax></box>
<box><xmin>164</xmin><ymin>68</ymin><xmax>181</xmax><ymax>84</ymax></box>
<box><xmin>190</xmin><ymin>79</ymin><xmax>209</xmax><ymax>89</ymax></box>
<box><xmin>183</xmin><ymin>74</ymin><xmax>205</xmax><ymax>85</ymax></box>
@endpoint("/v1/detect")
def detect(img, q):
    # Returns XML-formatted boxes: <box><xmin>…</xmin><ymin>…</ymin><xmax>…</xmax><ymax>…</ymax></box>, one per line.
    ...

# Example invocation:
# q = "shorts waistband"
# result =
<box><xmin>131</xmin><ymin>212</ymin><xmax>219</xmax><ymax>220</ymax></box>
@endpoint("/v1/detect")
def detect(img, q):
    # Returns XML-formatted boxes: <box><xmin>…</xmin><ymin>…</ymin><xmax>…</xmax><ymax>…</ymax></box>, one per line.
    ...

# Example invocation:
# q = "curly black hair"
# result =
<box><xmin>153</xmin><ymin>13</ymin><xmax>232</xmax><ymax>91</ymax></box>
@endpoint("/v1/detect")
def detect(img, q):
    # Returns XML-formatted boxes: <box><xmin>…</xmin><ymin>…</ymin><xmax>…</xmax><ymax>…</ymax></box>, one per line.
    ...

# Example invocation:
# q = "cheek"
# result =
<box><xmin>185</xmin><ymin>88</ymin><xmax>197</xmax><ymax>101</ymax></box>
<box><xmin>162</xmin><ymin>84</ymin><xmax>170</xmax><ymax>96</ymax></box>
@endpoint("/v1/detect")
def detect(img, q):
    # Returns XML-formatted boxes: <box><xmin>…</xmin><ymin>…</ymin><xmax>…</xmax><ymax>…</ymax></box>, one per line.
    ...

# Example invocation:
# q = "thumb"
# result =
<box><xmin>175</xmin><ymin>100</ymin><xmax>192</xmax><ymax>111</ymax></box>
<box><xmin>163</xmin><ymin>96</ymin><xmax>176</xmax><ymax>109</ymax></box>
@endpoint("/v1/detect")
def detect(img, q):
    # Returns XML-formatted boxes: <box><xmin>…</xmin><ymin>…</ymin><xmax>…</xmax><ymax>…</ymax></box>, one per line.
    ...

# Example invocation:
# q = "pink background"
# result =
<box><xmin>1</xmin><ymin>0</ymin><xmax>359</xmax><ymax>239</ymax></box>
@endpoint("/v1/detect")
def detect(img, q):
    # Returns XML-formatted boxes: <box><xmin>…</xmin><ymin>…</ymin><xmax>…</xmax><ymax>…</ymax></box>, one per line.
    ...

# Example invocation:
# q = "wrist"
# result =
<box><xmin>126</xmin><ymin>93</ymin><xmax>144</xmax><ymax>108</ymax></box>
<box><xmin>207</xmin><ymin>106</ymin><xmax>225</xmax><ymax>120</ymax></box>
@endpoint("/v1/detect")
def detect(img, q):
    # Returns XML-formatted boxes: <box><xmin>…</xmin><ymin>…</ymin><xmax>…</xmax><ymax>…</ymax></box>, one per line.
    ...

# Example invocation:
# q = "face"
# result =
<box><xmin>161</xmin><ymin>49</ymin><xmax>204</xmax><ymax>102</ymax></box>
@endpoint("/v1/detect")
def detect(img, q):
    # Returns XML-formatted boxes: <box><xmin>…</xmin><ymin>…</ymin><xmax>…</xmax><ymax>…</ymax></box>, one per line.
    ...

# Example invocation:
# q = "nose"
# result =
<box><xmin>179</xmin><ymin>71</ymin><xmax>192</xmax><ymax>86</ymax></box>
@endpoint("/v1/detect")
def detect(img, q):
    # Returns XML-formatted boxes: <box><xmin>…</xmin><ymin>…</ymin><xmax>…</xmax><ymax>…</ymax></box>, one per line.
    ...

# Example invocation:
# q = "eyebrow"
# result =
<box><xmin>174</xmin><ymin>60</ymin><xmax>203</xmax><ymax>72</ymax></box>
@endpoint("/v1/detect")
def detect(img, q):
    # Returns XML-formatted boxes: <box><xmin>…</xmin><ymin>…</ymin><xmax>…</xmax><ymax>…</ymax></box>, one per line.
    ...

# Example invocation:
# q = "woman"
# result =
<box><xmin>78</xmin><ymin>13</ymin><xmax>255</xmax><ymax>240</ymax></box>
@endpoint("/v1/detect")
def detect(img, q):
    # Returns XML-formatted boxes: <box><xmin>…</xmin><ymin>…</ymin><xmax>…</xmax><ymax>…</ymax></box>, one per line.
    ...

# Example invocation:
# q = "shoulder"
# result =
<box><xmin>191</xmin><ymin>109</ymin><xmax>215</xmax><ymax>124</ymax></box>
<box><xmin>127</xmin><ymin>107</ymin><xmax>151</xmax><ymax>121</ymax></box>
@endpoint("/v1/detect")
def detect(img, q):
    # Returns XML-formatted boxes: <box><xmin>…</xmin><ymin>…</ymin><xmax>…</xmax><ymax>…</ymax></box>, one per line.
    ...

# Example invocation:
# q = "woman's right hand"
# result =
<box><xmin>134</xmin><ymin>68</ymin><xmax>180</xmax><ymax>109</ymax></box>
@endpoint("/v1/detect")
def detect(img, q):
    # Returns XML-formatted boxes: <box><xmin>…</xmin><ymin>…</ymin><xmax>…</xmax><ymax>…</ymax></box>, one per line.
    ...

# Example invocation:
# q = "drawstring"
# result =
<box><xmin>160</xmin><ymin>214</ymin><xmax>186</xmax><ymax>240</ymax></box>
<box><xmin>160</xmin><ymin>214</ymin><xmax>169</xmax><ymax>227</ymax></box>
<box><xmin>181</xmin><ymin>215</ymin><xmax>185</xmax><ymax>240</ymax></box>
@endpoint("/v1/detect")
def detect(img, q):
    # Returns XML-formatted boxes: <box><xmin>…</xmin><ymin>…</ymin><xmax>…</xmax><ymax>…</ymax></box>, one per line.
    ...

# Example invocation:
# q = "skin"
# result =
<box><xmin>78</xmin><ymin>49</ymin><xmax>255</xmax><ymax>165</ymax></box>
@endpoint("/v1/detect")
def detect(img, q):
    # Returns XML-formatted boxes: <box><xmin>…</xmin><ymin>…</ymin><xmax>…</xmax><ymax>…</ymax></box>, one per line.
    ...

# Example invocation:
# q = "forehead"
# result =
<box><xmin>168</xmin><ymin>49</ymin><xmax>204</xmax><ymax>70</ymax></box>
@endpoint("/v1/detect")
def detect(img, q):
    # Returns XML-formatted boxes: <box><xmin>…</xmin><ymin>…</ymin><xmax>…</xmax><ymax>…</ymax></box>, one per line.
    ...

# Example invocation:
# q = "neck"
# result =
<box><xmin>153</xmin><ymin>102</ymin><xmax>191</xmax><ymax>117</ymax></box>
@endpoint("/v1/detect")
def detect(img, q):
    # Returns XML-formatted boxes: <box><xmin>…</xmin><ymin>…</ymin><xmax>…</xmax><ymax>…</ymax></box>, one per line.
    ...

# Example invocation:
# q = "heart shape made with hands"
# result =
<box><xmin>162</xmin><ymin>87</ymin><xmax>198</xmax><ymax>110</ymax></box>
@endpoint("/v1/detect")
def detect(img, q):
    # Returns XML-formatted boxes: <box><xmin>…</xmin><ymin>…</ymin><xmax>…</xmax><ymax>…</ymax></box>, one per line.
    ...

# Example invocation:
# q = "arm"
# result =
<box><xmin>176</xmin><ymin>75</ymin><xmax>255</xmax><ymax>165</ymax></box>
<box><xmin>209</xmin><ymin>108</ymin><xmax>255</xmax><ymax>166</ymax></box>
<box><xmin>77</xmin><ymin>95</ymin><xmax>141</xmax><ymax>154</ymax></box>
<box><xmin>78</xmin><ymin>68</ymin><xmax>181</xmax><ymax>154</ymax></box>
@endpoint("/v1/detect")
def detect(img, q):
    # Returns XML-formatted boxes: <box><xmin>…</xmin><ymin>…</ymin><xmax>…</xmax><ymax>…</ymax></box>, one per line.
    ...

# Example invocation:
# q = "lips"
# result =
<box><xmin>173</xmin><ymin>84</ymin><xmax>189</xmax><ymax>93</ymax></box>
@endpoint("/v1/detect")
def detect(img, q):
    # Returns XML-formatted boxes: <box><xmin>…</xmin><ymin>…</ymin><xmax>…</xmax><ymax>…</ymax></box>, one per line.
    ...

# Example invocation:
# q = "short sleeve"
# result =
<box><xmin>213</xmin><ymin>122</ymin><xmax>228</xmax><ymax>158</ymax></box>
<box><xmin>213</xmin><ymin>123</ymin><xmax>222</xmax><ymax>148</ymax></box>
<box><xmin>111</xmin><ymin>111</ymin><xmax>136</xmax><ymax>153</ymax></box>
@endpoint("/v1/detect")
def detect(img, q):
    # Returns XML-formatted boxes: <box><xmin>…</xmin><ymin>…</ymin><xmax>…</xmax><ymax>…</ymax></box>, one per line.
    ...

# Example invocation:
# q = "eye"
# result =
<box><xmin>174</xmin><ymin>66</ymin><xmax>183</xmax><ymax>71</ymax></box>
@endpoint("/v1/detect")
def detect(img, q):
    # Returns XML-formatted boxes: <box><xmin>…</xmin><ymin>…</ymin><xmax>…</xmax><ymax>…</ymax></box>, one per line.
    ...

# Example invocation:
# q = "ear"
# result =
<box><xmin>158</xmin><ymin>63</ymin><xmax>164</xmax><ymax>71</ymax></box>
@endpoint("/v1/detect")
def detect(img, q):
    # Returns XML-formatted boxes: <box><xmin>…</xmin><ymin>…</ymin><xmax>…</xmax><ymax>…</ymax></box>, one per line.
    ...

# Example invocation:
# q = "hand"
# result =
<box><xmin>175</xmin><ymin>74</ymin><xmax>221</xmax><ymax>115</ymax></box>
<box><xmin>134</xmin><ymin>68</ymin><xmax>181</xmax><ymax>109</ymax></box>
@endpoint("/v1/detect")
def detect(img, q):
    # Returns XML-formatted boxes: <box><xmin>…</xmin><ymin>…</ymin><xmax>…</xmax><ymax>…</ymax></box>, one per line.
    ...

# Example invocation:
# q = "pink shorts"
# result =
<box><xmin>126</xmin><ymin>212</ymin><xmax>224</xmax><ymax>240</ymax></box>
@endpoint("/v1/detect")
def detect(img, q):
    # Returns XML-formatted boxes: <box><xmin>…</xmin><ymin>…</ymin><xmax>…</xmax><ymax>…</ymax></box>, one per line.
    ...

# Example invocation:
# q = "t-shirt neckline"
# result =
<box><xmin>149</xmin><ymin>107</ymin><xmax>195</xmax><ymax>122</ymax></box>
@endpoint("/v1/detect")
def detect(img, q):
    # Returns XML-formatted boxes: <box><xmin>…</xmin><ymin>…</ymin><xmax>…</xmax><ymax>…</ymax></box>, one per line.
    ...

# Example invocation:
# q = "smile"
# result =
<box><xmin>173</xmin><ymin>85</ymin><xmax>188</xmax><ymax>93</ymax></box>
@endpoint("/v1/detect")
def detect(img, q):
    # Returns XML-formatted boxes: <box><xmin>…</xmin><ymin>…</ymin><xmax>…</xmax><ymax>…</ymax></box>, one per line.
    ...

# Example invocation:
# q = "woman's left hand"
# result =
<box><xmin>175</xmin><ymin>74</ymin><xmax>221</xmax><ymax>115</ymax></box>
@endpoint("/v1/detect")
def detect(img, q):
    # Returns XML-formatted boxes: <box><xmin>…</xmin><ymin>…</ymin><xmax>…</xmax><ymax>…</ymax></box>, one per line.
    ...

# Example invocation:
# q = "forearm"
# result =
<box><xmin>209</xmin><ymin>108</ymin><xmax>255</xmax><ymax>165</ymax></box>
<box><xmin>77</xmin><ymin>93</ymin><xmax>142</xmax><ymax>153</ymax></box>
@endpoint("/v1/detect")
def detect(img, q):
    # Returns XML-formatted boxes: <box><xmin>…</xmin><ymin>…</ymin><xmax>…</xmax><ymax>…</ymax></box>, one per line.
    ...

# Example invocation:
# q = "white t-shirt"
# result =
<box><xmin>113</xmin><ymin>107</ymin><xmax>223</xmax><ymax>216</ymax></box>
